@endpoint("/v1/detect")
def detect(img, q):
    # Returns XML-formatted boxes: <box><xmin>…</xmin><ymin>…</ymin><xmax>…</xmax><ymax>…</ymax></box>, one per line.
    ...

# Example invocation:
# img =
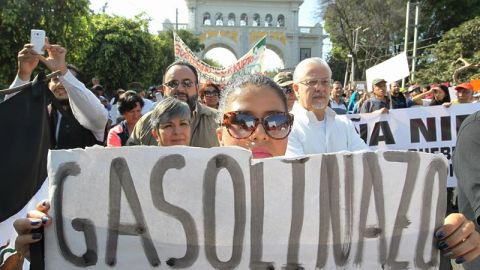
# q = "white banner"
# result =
<box><xmin>174</xmin><ymin>32</ymin><xmax>266</xmax><ymax>84</ymax></box>
<box><xmin>365</xmin><ymin>52</ymin><xmax>410</xmax><ymax>92</ymax></box>
<box><xmin>45</xmin><ymin>146</ymin><xmax>447</xmax><ymax>269</ymax></box>
<box><xmin>343</xmin><ymin>103</ymin><xmax>480</xmax><ymax>187</ymax></box>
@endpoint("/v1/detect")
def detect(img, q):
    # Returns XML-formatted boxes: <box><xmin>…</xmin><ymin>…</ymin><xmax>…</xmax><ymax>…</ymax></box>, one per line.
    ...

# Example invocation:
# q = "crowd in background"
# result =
<box><xmin>1</xmin><ymin>41</ymin><xmax>480</xmax><ymax>270</ymax></box>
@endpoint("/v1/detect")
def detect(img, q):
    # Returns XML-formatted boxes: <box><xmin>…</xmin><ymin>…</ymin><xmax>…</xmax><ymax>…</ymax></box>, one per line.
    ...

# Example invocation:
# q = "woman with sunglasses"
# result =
<box><xmin>215</xmin><ymin>74</ymin><xmax>480</xmax><ymax>267</ymax></box>
<box><xmin>199</xmin><ymin>81</ymin><xmax>221</xmax><ymax>109</ymax></box>
<box><xmin>11</xmin><ymin>76</ymin><xmax>480</xmax><ymax>268</ymax></box>
<box><xmin>216</xmin><ymin>74</ymin><xmax>294</xmax><ymax>158</ymax></box>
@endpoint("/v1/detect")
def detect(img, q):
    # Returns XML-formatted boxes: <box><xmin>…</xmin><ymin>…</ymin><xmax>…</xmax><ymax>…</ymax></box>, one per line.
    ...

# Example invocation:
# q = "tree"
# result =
<box><xmin>203</xmin><ymin>57</ymin><xmax>223</xmax><ymax>68</ymax></box>
<box><xmin>321</xmin><ymin>0</ymin><xmax>480</xmax><ymax>84</ymax></box>
<box><xmin>323</xmin><ymin>0</ymin><xmax>406</xmax><ymax>81</ymax></box>
<box><xmin>415</xmin><ymin>17</ymin><xmax>480</xmax><ymax>83</ymax></box>
<box><xmin>155</xmin><ymin>29</ymin><xmax>205</xmax><ymax>83</ymax></box>
<box><xmin>0</xmin><ymin>0</ymin><xmax>91</xmax><ymax>85</ymax></box>
<box><xmin>80</xmin><ymin>14</ymin><xmax>161</xmax><ymax>91</ymax></box>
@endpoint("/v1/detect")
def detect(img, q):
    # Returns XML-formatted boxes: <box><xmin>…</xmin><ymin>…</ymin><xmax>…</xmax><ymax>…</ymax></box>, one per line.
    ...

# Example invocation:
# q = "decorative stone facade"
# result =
<box><xmin>169</xmin><ymin>0</ymin><xmax>326</xmax><ymax>69</ymax></box>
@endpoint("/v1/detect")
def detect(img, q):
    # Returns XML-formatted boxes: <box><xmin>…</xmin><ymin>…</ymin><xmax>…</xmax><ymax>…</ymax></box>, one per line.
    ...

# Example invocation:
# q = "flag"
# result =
<box><xmin>0</xmin><ymin>74</ymin><xmax>51</xmax><ymax>222</ymax></box>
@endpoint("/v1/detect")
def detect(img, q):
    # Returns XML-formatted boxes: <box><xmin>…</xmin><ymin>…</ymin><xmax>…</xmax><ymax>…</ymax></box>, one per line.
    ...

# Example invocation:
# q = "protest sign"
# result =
<box><xmin>343</xmin><ymin>103</ymin><xmax>480</xmax><ymax>187</ymax></box>
<box><xmin>45</xmin><ymin>146</ymin><xmax>446</xmax><ymax>269</ymax></box>
<box><xmin>365</xmin><ymin>52</ymin><xmax>410</xmax><ymax>92</ymax></box>
<box><xmin>174</xmin><ymin>32</ymin><xmax>266</xmax><ymax>84</ymax></box>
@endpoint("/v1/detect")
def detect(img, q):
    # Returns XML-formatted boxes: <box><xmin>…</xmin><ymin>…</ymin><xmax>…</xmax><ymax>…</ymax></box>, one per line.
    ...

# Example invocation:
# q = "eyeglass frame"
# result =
<box><xmin>222</xmin><ymin>111</ymin><xmax>294</xmax><ymax>140</ymax></box>
<box><xmin>204</xmin><ymin>90</ymin><xmax>220</xmax><ymax>97</ymax></box>
<box><xmin>163</xmin><ymin>79</ymin><xmax>196</xmax><ymax>89</ymax></box>
<box><xmin>296</xmin><ymin>78</ymin><xmax>333</xmax><ymax>89</ymax></box>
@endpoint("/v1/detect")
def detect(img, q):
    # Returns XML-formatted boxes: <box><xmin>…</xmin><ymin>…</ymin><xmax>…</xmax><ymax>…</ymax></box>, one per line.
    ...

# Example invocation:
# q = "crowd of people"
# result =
<box><xmin>1</xmin><ymin>40</ymin><xmax>480</xmax><ymax>270</ymax></box>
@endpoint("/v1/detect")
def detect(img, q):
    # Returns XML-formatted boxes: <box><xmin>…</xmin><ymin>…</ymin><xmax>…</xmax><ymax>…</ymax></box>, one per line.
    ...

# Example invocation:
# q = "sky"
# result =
<box><xmin>89</xmin><ymin>0</ymin><xmax>324</xmax><ymax>70</ymax></box>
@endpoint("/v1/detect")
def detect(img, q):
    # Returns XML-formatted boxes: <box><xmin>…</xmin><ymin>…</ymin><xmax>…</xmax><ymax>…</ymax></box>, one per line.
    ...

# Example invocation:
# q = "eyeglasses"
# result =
<box><xmin>298</xmin><ymin>78</ymin><xmax>333</xmax><ymax>88</ymax></box>
<box><xmin>204</xmin><ymin>90</ymin><xmax>219</xmax><ymax>97</ymax></box>
<box><xmin>164</xmin><ymin>79</ymin><xmax>195</xmax><ymax>89</ymax></box>
<box><xmin>222</xmin><ymin>111</ymin><xmax>294</xmax><ymax>140</ymax></box>
<box><xmin>283</xmin><ymin>85</ymin><xmax>293</xmax><ymax>94</ymax></box>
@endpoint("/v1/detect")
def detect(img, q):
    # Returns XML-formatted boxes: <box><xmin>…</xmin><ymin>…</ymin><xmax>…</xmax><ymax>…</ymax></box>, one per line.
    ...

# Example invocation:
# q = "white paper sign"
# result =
<box><xmin>46</xmin><ymin>146</ymin><xmax>447</xmax><ymax>269</ymax></box>
<box><xmin>365</xmin><ymin>52</ymin><xmax>410</xmax><ymax>92</ymax></box>
<box><xmin>343</xmin><ymin>103</ymin><xmax>480</xmax><ymax>187</ymax></box>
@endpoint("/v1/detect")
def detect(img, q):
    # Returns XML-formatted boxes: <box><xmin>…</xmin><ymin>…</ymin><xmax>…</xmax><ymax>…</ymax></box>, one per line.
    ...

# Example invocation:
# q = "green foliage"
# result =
<box><xmin>203</xmin><ymin>57</ymin><xmax>223</xmax><ymax>68</ymax></box>
<box><xmin>415</xmin><ymin>17</ymin><xmax>480</xmax><ymax>83</ymax></box>
<box><xmin>80</xmin><ymin>14</ymin><xmax>160</xmax><ymax>91</ymax></box>
<box><xmin>0</xmin><ymin>2</ymin><xmax>206</xmax><ymax>91</ymax></box>
<box><xmin>155</xmin><ymin>29</ymin><xmax>205</xmax><ymax>83</ymax></box>
<box><xmin>326</xmin><ymin>46</ymin><xmax>349</xmax><ymax>82</ymax></box>
<box><xmin>0</xmin><ymin>0</ymin><xmax>90</xmax><ymax>84</ymax></box>
<box><xmin>323</xmin><ymin>0</ymin><xmax>406</xmax><ymax>81</ymax></box>
<box><xmin>322</xmin><ymin>0</ymin><xmax>480</xmax><ymax>84</ymax></box>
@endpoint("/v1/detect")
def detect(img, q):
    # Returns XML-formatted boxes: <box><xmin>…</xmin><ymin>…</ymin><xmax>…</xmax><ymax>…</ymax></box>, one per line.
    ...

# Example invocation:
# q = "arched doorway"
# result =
<box><xmin>265</xmin><ymin>47</ymin><xmax>285</xmax><ymax>71</ymax></box>
<box><xmin>203</xmin><ymin>47</ymin><xmax>238</xmax><ymax>67</ymax></box>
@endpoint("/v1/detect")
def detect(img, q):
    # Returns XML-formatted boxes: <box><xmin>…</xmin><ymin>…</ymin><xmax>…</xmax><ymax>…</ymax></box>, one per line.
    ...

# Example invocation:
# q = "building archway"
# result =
<box><xmin>203</xmin><ymin>47</ymin><xmax>238</xmax><ymax>67</ymax></box>
<box><xmin>265</xmin><ymin>46</ymin><xmax>285</xmax><ymax>70</ymax></box>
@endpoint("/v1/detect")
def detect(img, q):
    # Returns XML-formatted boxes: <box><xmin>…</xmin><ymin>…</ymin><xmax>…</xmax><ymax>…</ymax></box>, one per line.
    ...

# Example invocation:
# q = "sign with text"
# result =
<box><xmin>343</xmin><ymin>103</ymin><xmax>480</xmax><ymax>187</ymax></box>
<box><xmin>174</xmin><ymin>32</ymin><xmax>266</xmax><ymax>84</ymax></box>
<box><xmin>365</xmin><ymin>52</ymin><xmax>410</xmax><ymax>92</ymax></box>
<box><xmin>46</xmin><ymin>147</ymin><xmax>446</xmax><ymax>269</ymax></box>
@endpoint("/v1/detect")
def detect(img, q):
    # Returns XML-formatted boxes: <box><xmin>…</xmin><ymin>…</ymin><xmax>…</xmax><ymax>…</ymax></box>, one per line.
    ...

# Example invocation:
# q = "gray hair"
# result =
<box><xmin>216</xmin><ymin>74</ymin><xmax>287</xmax><ymax>123</ymax></box>
<box><xmin>293</xmin><ymin>57</ymin><xmax>332</xmax><ymax>82</ymax></box>
<box><xmin>149</xmin><ymin>97</ymin><xmax>191</xmax><ymax>130</ymax></box>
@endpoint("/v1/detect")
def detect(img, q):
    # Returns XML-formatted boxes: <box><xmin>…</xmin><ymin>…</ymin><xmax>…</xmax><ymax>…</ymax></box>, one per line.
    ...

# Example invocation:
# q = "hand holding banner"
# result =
<box><xmin>45</xmin><ymin>146</ymin><xmax>446</xmax><ymax>269</ymax></box>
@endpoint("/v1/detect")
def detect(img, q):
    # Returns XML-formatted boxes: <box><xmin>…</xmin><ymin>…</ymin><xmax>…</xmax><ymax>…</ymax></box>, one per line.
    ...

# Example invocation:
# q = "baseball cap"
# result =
<box><xmin>454</xmin><ymin>82</ymin><xmax>474</xmax><ymax>91</ymax></box>
<box><xmin>273</xmin><ymin>71</ymin><xmax>293</xmax><ymax>87</ymax></box>
<box><xmin>372</xmin><ymin>78</ymin><xmax>386</xmax><ymax>87</ymax></box>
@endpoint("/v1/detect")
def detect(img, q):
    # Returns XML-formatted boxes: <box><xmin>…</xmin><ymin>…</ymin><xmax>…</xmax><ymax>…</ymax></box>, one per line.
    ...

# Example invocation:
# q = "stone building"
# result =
<box><xmin>164</xmin><ymin>0</ymin><xmax>326</xmax><ymax>69</ymax></box>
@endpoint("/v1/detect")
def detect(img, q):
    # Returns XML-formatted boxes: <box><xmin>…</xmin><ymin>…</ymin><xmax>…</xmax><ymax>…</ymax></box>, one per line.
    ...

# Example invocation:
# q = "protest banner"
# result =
<box><xmin>343</xmin><ymin>103</ymin><xmax>480</xmax><ymax>187</ymax></box>
<box><xmin>365</xmin><ymin>52</ymin><xmax>409</xmax><ymax>92</ymax></box>
<box><xmin>174</xmin><ymin>32</ymin><xmax>266</xmax><ymax>84</ymax></box>
<box><xmin>45</xmin><ymin>146</ymin><xmax>446</xmax><ymax>269</ymax></box>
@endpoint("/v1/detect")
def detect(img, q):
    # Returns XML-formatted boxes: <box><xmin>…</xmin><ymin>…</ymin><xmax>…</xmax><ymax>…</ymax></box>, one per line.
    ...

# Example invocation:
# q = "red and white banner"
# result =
<box><xmin>174</xmin><ymin>32</ymin><xmax>266</xmax><ymax>84</ymax></box>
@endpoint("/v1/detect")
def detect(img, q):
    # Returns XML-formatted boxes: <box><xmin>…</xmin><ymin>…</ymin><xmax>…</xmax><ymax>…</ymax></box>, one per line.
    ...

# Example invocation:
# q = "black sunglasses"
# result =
<box><xmin>164</xmin><ymin>79</ymin><xmax>195</xmax><ymax>89</ymax></box>
<box><xmin>204</xmin><ymin>90</ymin><xmax>220</xmax><ymax>97</ymax></box>
<box><xmin>222</xmin><ymin>111</ymin><xmax>294</xmax><ymax>140</ymax></box>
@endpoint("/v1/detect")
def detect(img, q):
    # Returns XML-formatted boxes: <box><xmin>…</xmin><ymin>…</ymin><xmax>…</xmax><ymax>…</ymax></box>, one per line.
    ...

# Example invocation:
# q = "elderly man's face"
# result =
<box><xmin>456</xmin><ymin>88</ymin><xmax>473</xmax><ymax>103</ymax></box>
<box><xmin>373</xmin><ymin>82</ymin><xmax>387</xmax><ymax>98</ymax></box>
<box><xmin>293</xmin><ymin>62</ymin><xmax>331</xmax><ymax>112</ymax></box>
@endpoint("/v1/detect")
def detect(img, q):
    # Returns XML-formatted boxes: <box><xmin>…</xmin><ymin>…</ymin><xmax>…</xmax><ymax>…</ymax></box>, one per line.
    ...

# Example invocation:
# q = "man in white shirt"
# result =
<box><xmin>8</xmin><ymin>43</ymin><xmax>108</xmax><ymax>149</ymax></box>
<box><xmin>286</xmin><ymin>57</ymin><xmax>368</xmax><ymax>156</ymax></box>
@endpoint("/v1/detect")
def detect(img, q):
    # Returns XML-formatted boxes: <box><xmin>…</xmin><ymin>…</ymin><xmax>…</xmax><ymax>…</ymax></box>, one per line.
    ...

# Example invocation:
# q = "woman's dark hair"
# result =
<box><xmin>217</xmin><ymin>74</ymin><xmax>287</xmax><ymax>123</ymax></box>
<box><xmin>118</xmin><ymin>90</ymin><xmax>144</xmax><ymax>114</ymax></box>
<box><xmin>430</xmin><ymin>84</ymin><xmax>451</xmax><ymax>106</ymax></box>
<box><xmin>199</xmin><ymin>81</ymin><xmax>221</xmax><ymax>98</ymax></box>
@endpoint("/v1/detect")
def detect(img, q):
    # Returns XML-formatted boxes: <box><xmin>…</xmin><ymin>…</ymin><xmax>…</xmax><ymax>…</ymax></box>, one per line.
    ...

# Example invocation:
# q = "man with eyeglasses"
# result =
<box><xmin>273</xmin><ymin>71</ymin><xmax>297</xmax><ymax>111</ymax></box>
<box><xmin>128</xmin><ymin>61</ymin><xmax>219</xmax><ymax>147</ymax></box>
<box><xmin>286</xmin><ymin>57</ymin><xmax>368</xmax><ymax>156</ymax></box>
